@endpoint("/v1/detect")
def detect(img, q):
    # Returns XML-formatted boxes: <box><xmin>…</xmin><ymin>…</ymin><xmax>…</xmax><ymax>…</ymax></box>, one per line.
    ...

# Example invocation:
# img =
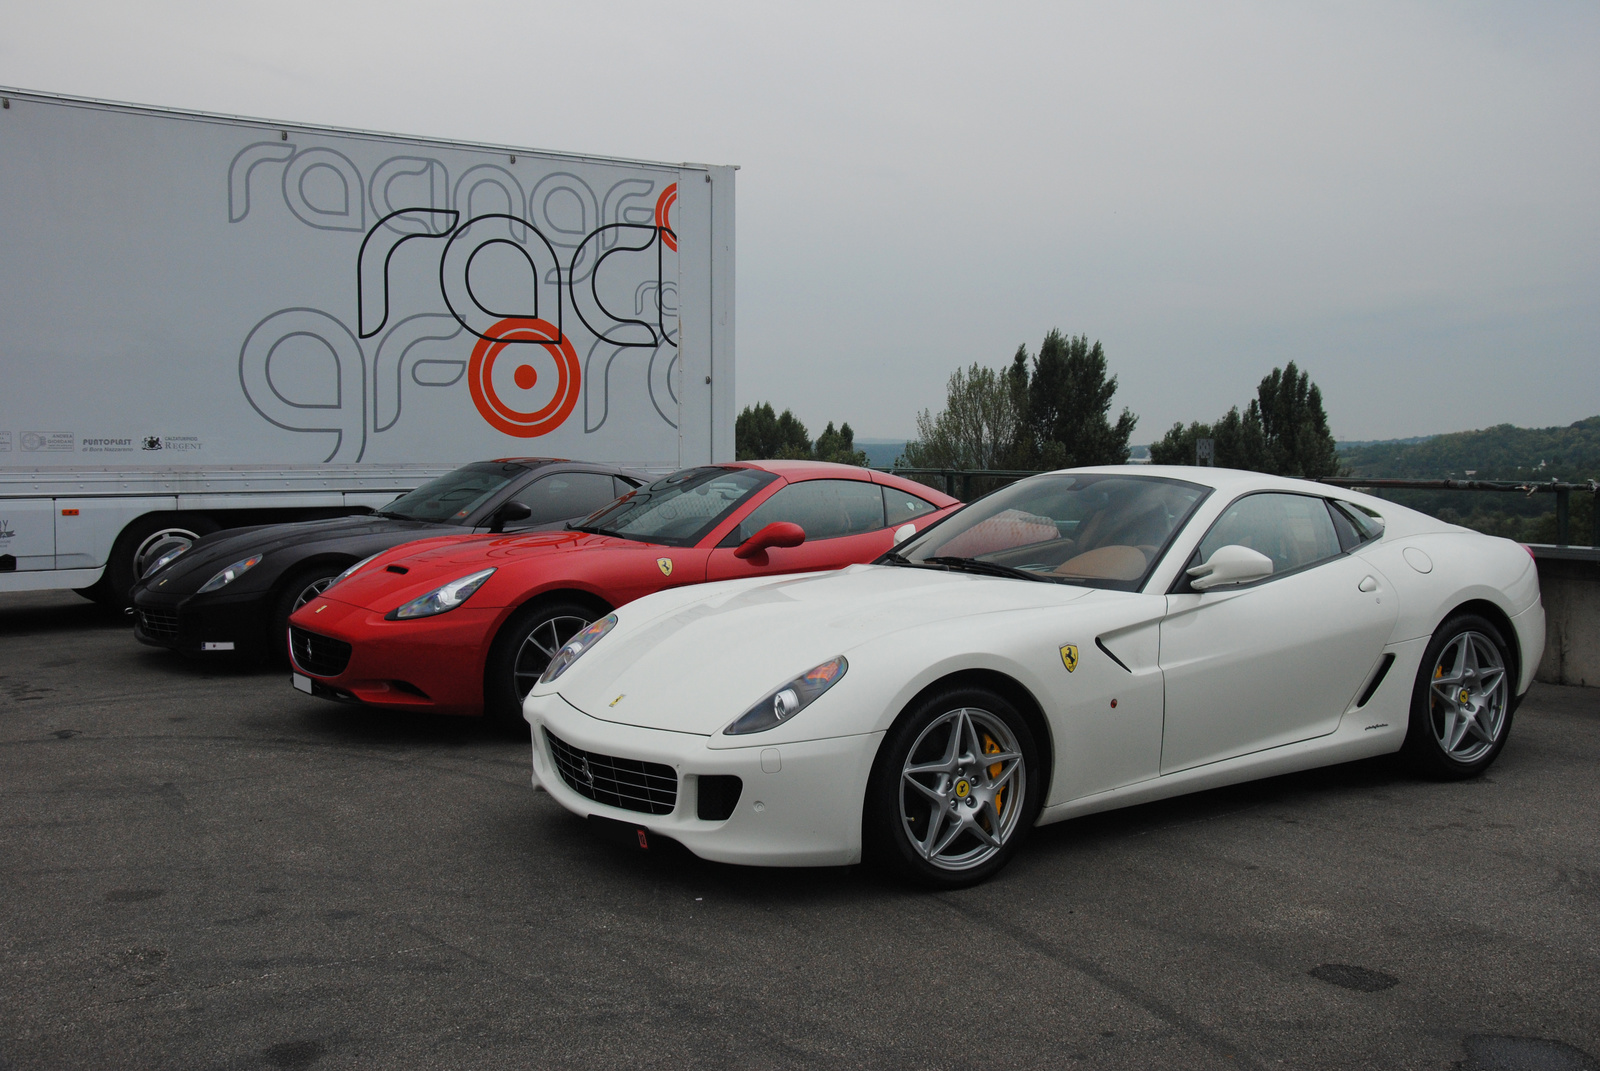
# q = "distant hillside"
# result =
<box><xmin>1336</xmin><ymin>435</ymin><xmax>1434</xmax><ymax>452</ymax></box>
<box><xmin>1340</xmin><ymin>417</ymin><xmax>1600</xmax><ymax>481</ymax></box>
<box><xmin>1338</xmin><ymin>417</ymin><xmax>1599</xmax><ymax>545</ymax></box>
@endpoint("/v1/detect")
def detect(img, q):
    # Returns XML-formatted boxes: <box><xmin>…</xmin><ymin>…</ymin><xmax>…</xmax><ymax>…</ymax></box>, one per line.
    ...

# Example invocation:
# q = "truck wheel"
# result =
<box><xmin>483</xmin><ymin>599</ymin><xmax>600</xmax><ymax>728</ymax></box>
<box><xmin>266</xmin><ymin>564</ymin><xmax>349</xmax><ymax>666</ymax></box>
<box><xmin>86</xmin><ymin>514</ymin><xmax>220</xmax><ymax>610</ymax></box>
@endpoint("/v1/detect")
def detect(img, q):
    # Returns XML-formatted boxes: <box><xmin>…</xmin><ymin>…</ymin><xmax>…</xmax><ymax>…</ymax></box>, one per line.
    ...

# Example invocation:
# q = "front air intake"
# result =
<box><xmin>544</xmin><ymin>729</ymin><xmax>677</xmax><ymax>816</ymax></box>
<box><xmin>289</xmin><ymin>626</ymin><xmax>352</xmax><ymax>677</ymax></box>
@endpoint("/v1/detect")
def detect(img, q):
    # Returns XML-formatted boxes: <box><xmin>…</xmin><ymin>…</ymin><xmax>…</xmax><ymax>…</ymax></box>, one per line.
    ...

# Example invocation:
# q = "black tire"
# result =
<box><xmin>1401</xmin><ymin>613</ymin><xmax>1517</xmax><ymax>780</ymax></box>
<box><xmin>87</xmin><ymin>513</ymin><xmax>220</xmax><ymax>610</ymax></box>
<box><xmin>863</xmin><ymin>685</ymin><xmax>1043</xmax><ymax>889</ymax></box>
<box><xmin>482</xmin><ymin>599</ymin><xmax>600</xmax><ymax>726</ymax></box>
<box><xmin>267</xmin><ymin>564</ymin><xmax>349</xmax><ymax>666</ymax></box>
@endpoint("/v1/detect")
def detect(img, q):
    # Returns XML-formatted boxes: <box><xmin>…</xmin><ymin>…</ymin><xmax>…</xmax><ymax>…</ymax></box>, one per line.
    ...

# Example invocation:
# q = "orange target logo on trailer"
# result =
<box><xmin>655</xmin><ymin>183</ymin><xmax>678</xmax><ymax>251</ymax></box>
<box><xmin>467</xmin><ymin>317</ymin><xmax>581</xmax><ymax>438</ymax></box>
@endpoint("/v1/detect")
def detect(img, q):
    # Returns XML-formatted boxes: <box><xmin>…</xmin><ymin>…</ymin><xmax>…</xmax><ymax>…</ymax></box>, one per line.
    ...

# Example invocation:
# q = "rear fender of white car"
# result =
<box><xmin>1357</xmin><ymin>532</ymin><xmax>1542</xmax><ymax>694</ymax></box>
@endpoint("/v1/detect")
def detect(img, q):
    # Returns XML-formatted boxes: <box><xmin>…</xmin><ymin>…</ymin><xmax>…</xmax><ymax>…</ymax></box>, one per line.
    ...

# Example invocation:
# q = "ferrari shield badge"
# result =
<box><xmin>1060</xmin><ymin>645</ymin><xmax>1079</xmax><ymax>673</ymax></box>
<box><xmin>657</xmin><ymin>557</ymin><xmax>673</xmax><ymax>577</ymax></box>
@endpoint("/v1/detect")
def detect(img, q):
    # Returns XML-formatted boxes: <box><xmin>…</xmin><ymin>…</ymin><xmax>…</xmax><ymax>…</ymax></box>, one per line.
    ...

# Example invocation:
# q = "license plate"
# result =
<box><xmin>292</xmin><ymin>673</ymin><xmax>312</xmax><ymax>694</ymax></box>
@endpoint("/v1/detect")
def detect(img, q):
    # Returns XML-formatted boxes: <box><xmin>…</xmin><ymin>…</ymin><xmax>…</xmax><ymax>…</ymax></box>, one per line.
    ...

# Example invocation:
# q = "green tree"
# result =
<box><xmin>1019</xmin><ymin>330</ymin><xmax>1137</xmax><ymax>467</ymax></box>
<box><xmin>1256</xmin><ymin>362</ymin><xmax>1338</xmax><ymax>478</ymax></box>
<box><xmin>735</xmin><ymin>403</ymin><xmax>812</xmax><ymax>460</ymax></box>
<box><xmin>901</xmin><ymin>362</ymin><xmax>1024</xmax><ymax>471</ymax></box>
<box><xmin>1149</xmin><ymin>362</ymin><xmax>1336</xmax><ymax>478</ymax></box>
<box><xmin>735</xmin><ymin>403</ymin><xmax>868</xmax><ymax>465</ymax></box>
<box><xmin>812</xmin><ymin>421</ymin><xmax>868</xmax><ymax>466</ymax></box>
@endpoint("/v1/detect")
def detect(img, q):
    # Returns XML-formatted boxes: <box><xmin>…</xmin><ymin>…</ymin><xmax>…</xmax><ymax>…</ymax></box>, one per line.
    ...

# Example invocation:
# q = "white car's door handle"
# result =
<box><xmin>1359</xmin><ymin>576</ymin><xmax>1378</xmax><ymax>592</ymax></box>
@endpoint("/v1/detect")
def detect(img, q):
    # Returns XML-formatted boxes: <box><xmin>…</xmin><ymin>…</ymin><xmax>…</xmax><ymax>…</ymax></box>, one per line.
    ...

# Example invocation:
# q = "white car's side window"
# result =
<box><xmin>1194</xmin><ymin>493</ymin><xmax>1343</xmax><ymax>577</ymax></box>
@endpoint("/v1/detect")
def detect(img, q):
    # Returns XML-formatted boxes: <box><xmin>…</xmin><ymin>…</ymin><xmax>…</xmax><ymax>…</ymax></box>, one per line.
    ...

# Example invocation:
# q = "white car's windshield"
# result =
<box><xmin>574</xmin><ymin>467</ymin><xmax>776</xmax><ymax>547</ymax></box>
<box><xmin>895</xmin><ymin>473</ymin><xmax>1209</xmax><ymax>590</ymax></box>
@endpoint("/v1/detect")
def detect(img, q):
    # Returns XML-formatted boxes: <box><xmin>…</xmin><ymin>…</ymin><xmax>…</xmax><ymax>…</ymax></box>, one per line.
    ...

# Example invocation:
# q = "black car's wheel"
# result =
<box><xmin>483</xmin><ymin>599</ymin><xmax>600</xmax><ymax>726</ymax></box>
<box><xmin>863</xmin><ymin>685</ymin><xmax>1043</xmax><ymax>889</ymax></box>
<box><xmin>83</xmin><ymin>513</ymin><xmax>220</xmax><ymax>610</ymax></box>
<box><xmin>268</xmin><ymin>564</ymin><xmax>349</xmax><ymax>665</ymax></box>
<box><xmin>1401</xmin><ymin>613</ymin><xmax>1516</xmax><ymax>780</ymax></box>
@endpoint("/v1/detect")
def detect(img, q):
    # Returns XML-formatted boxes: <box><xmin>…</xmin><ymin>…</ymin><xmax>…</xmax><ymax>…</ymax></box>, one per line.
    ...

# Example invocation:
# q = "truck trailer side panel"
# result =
<box><xmin>0</xmin><ymin>88</ymin><xmax>733</xmax><ymax>598</ymax></box>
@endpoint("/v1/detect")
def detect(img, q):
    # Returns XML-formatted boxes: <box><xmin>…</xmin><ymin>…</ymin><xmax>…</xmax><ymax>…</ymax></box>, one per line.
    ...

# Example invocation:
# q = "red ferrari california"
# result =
<box><xmin>286</xmin><ymin>461</ymin><xmax>960</xmax><ymax>720</ymax></box>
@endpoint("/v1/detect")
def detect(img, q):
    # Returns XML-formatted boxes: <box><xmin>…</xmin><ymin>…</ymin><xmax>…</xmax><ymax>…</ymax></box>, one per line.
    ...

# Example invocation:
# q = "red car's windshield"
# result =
<box><xmin>572</xmin><ymin>467</ymin><xmax>776</xmax><ymax>547</ymax></box>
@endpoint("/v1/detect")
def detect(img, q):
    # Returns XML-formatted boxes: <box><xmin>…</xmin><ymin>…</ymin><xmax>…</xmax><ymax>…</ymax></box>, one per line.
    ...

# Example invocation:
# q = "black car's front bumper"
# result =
<box><xmin>131</xmin><ymin>587</ymin><xmax>277</xmax><ymax>659</ymax></box>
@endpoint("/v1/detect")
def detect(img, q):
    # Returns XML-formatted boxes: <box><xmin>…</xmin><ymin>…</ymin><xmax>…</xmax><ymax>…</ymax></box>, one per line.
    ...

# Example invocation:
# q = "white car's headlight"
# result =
<box><xmin>141</xmin><ymin>544</ymin><xmax>190</xmax><ymax>578</ymax></box>
<box><xmin>327</xmin><ymin>552</ymin><xmax>383</xmax><ymax>592</ymax></box>
<box><xmin>197</xmin><ymin>554</ymin><xmax>263</xmax><ymax>593</ymax></box>
<box><xmin>539</xmin><ymin>614</ymin><xmax>617</xmax><ymax>685</ymax></box>
<box><xmin>725</xmin><ymin>656</ymin><xmax>848</xmax><ymax>736</ymax></box>
<box><xmin>386</xmin><ymin>567</ymin><xmax>495</xmax><ymax>620</ymax></box>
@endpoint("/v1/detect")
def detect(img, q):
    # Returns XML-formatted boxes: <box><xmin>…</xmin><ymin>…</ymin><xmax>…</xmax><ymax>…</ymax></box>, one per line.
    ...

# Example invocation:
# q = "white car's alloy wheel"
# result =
<box><xmin>1427</xmin><ymin>630</ymin><xmax>1509</xmax><ymax>764</ymax></box>
<box><xmin>1404</xmin><ymin>613</ymin><xmax>1516</xmax><ymax>780</ymax></box>
<box><xmin>868</xmin><ymin>686</ymin><xmax>1041</xmax><ymax>887</ymax></box>
<box><xmin>899</xmin><ymin>707</ymin><xmax>1026</xmax><ymax>871</ymax></box>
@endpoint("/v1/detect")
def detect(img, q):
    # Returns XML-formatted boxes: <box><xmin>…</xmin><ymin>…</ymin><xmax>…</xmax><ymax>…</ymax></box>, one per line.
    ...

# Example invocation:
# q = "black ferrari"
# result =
<box><xmin>130</xmin><ymin>458</ymin><xmax>645</xmax><ymax>663</ymax></box>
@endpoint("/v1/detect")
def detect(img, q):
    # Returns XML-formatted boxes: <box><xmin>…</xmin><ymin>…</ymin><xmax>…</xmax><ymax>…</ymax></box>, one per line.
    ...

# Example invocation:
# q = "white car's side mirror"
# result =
<box><xmin>1187</xmin><ymin>544</ymin><xmax>1274</xmax><ymax>591</ymax></box>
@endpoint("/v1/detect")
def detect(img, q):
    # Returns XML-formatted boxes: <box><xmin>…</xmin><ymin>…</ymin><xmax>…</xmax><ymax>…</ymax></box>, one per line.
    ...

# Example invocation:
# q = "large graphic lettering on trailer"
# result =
<box><xmin>229</xmin><ymin>141</ymin><xmax>680</xmax><ymax>462</ymax></box>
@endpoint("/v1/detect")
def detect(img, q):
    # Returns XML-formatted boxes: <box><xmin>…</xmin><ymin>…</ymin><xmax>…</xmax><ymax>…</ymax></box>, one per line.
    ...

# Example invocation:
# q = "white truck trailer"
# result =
<box><xmin>0</xmin><ymin>88</ymin><xmax>735</xmax><ymax>605</ymax></box>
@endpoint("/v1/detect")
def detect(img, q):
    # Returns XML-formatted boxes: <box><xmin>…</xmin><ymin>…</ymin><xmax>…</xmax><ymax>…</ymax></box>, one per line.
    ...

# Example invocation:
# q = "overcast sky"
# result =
<box><xmin>4</xmin><ymin>1</ymin><xmax>1596</xmax><ymax>442</ymax></box>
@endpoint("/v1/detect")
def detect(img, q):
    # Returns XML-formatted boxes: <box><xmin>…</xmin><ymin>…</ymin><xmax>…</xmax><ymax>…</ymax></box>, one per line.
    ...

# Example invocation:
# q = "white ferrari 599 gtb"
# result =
<box><xmin>524</xmin><ymin>467</ymin><xmax>1544</xmax><ymax>887</ymax></box>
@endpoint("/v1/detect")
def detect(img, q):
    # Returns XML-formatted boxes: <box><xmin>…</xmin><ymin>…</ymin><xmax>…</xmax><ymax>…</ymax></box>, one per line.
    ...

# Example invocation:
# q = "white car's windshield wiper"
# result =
<box><xmin>917</xmin><ymin>555</ymin><xmax>1049</xmax><ymax>582</ymax></box>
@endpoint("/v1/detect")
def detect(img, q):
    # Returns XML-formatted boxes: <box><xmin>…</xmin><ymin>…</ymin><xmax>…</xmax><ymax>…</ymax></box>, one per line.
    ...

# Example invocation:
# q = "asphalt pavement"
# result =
<box><xmin>1</xmin><ymin>589</ymin><xmax>1597</xmax><ymax>1070</ymax></box>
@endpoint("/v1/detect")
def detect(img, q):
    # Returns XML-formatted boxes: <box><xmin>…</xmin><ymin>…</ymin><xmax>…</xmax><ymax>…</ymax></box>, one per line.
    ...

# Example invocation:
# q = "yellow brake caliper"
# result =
<box><xmin>983</xmin><ymin>733</ymin><xmax>1005</xmax><ymax>820</ymax></box>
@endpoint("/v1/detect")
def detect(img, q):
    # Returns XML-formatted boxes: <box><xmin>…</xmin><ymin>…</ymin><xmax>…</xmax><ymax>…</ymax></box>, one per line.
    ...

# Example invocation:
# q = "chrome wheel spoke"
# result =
<box><xmin>928</xmin><ymin>814</ymin><xmax>966</xmax><ymax>858</ymax></box>
<box><xmin>917</xmin><ymin>804</ymin><xmax>948</xmax><ymax>860</ymax></box>
<box><xmin>904</xmin><ymin>774</ymin><xmax>948</xmax><ymax>805</ymax></box>
<box><xmin>978</xmin><ymin>755</ymin><xmax>1021</xmax><ymax>786</ymax></box>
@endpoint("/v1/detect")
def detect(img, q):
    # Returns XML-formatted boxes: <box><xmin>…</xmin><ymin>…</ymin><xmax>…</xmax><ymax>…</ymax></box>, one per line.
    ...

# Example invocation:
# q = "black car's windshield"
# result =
<box><xmin>574</xmin><ymin>467</ymin><xmax>775</xmax><ymax>547</ymax></box>
<box><xmin>894</xmin><ymin>473</ymin><xmax>1209</xmax><ymax>591</ymax></box>
<box><xmin>379</xmin><ymin>462</ymin><xmax>527</xmax><ymax>524</ymax></box>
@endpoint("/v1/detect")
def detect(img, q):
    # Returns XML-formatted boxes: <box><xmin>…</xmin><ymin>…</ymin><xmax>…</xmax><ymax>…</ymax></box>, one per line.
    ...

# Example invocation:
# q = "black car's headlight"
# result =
<box><xmin>539</xmin><ymin>613</ymin><xmax>617</xmax><ymax>684</ymax></box>
<box><xmin>141</xmin><ymin>544</ymin><xmax>189</xmax><ymax>579</ymax></box>
<box><xmin>725</xmin><ymin>657</ymin><xmax>848</xmax><ymax>736</ymax></box>
<box><xmin>197</xmin><ymin>554</ymin><xmax>263</xmax><ymax>593</ymax></box>
<box><xmin>386</xmin><ymin>568</ymin><xmax>496</xmax><ymax>620</ymax></box>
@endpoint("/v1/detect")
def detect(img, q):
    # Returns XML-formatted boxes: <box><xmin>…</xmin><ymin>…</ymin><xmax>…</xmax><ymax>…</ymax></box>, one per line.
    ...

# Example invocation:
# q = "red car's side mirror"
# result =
<box><xmin>734</xmin><ymin>521</ymin><xmax>806</xmax><ymax>560</ymax></box>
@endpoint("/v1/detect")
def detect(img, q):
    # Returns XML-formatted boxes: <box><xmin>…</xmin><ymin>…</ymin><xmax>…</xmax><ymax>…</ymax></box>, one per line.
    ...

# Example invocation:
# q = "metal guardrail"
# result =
<box><xmin>874</xmin><ymin>467</ymin><xmax>1599</xmax><ymax>547</ymax></box>
<box><xmin>1321</xmin><ymin>477</ymin><xmax>1599</xmax><ymax>548</ymax></box>
<box><xmin>875</xmin><ymin>468</ymin><xmax>1040</xmax><ymax>501</ymax></box>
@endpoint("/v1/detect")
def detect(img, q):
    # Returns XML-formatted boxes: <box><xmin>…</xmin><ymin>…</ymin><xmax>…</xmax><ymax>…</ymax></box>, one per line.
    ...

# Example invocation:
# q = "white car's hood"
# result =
<box><xmin>555</xmin><ymin>563</ymin><xmax>1098</xmax><ymax>735</ymax></box>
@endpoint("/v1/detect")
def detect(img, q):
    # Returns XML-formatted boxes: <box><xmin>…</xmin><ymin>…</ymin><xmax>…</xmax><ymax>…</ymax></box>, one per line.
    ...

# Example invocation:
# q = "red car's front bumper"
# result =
<box><xmin>287</xmin><ymin>595</ymin><xmax>505</xmax><ymax>716</ymax></box>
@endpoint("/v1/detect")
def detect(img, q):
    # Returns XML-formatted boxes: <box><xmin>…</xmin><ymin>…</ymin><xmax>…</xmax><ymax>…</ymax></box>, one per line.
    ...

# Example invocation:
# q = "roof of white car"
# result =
<box><xmin>1051</xmin><ymin>465</ymin><xmax>1331</xmax><ymax>495</ymax></box>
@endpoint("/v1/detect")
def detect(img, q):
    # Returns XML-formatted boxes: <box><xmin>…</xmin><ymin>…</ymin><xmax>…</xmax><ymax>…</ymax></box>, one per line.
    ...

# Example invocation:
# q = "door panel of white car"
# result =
<box><xmin>1039</xmin><ymin>598</ymin><xmax>1169</xmax><ymax>805</ymax></box>
<box><xmin>1158</xmin><ymin>552</ymin><xmax>1397</xmax><ymax>773</ymax></box>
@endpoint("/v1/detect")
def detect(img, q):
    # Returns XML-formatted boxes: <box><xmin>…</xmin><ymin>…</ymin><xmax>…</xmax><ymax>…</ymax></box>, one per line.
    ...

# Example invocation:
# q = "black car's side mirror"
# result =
<box><xmin>488</xmin><ymin>501</ymin><xmax>533</xmax><ymax>534</ymax></box>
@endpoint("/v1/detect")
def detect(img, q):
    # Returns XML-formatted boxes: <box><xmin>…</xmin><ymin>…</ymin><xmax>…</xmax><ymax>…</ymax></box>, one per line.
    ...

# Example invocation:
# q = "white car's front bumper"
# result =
<box><xmin>525</xmin><ymin>693</ymin><xmax>883</xmax><ymax>867</ymax></box>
